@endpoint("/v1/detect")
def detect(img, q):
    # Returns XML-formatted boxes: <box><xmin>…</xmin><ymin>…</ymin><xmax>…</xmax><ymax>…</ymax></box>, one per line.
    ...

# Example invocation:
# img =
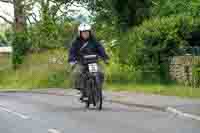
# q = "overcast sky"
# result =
<box><xmin>0</xmin><ymin>2</ymin><xmax>14</xmax><ymax>23</ymax></box>
<box><xmin>0</xmin><ymin>1</ymin><xmax>91</xmax><ymax>24</ymax></box>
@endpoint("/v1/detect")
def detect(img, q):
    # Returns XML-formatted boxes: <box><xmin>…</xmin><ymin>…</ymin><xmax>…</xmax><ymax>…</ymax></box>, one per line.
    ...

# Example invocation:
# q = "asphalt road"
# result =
<box><xmin>0</xmin><ymin>92</ymin><xmax>199</xmax><ymax>133</ymax></box>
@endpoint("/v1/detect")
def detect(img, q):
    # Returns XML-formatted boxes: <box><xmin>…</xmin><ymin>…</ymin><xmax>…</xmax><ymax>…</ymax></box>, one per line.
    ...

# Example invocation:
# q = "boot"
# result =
<box><xmin>79</xmin><ymin>89</ymin><xmax>88</xmax><ymax>102</ymax></box>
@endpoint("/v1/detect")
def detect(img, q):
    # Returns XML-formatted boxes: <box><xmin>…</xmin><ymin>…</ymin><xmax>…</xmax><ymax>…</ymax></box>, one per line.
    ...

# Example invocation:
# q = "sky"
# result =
<box><xmin>0</xmin><ymin>1</ymin><xmax>91</xmax><ymax>24</ymax></box>
<box><xmin>0</xmin><ymin>2</ymin><xmax>14</xmax><ymax>23</ymax></box>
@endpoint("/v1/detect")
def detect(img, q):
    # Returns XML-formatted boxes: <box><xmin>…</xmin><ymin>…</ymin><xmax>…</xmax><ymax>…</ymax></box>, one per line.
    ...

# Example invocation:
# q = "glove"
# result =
<box><xmin>69</xmin><ymin>61</ymin><xmax>77</xmax><ymax>68</ymax></box>
<box><xmin>104</xmin><ymin>60</ymin><xmax>109</xmax><ymax>65</ymax></box>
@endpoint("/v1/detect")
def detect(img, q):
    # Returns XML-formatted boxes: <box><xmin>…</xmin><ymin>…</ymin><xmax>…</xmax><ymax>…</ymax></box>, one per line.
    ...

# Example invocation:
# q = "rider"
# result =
<box><xmin>68</xmin><ymin>23</ymin><xmax>109</xmax><ymax>100</ymax></box>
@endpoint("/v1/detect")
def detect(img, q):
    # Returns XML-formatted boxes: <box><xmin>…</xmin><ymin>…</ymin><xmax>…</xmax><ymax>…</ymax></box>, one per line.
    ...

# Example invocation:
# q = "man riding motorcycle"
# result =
<box><xmin>68</xmin><ymin>23</ymin><xmax>109</xmax><ymax>101</ymax></box>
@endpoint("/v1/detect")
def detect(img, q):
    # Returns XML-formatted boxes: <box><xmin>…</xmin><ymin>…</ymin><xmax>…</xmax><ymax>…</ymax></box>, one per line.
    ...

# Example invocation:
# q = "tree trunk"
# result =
<box><xmin>13</xmin><ymin>0</ymin><xmax>26</xmax><ymax>32</ymax></box>
<box><xmin>12</xmin><ymin>0</ymin><xmax>27</xmax><ymax>69</ymax></box>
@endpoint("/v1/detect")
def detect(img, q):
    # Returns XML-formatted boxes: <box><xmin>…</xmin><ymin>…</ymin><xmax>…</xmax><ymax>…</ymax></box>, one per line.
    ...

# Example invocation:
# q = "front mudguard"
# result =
<box><xmin>92</xmin><ymin>72</ymin><xmax>104</xmax><ymax>89</ymax></box>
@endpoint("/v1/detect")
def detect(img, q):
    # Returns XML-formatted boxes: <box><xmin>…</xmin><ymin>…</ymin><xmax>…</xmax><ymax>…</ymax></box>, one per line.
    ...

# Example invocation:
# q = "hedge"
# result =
<box><xmin>107</xmin><ymin>16</ymin><xmax>200</xmax><ymax>82</ymax></box>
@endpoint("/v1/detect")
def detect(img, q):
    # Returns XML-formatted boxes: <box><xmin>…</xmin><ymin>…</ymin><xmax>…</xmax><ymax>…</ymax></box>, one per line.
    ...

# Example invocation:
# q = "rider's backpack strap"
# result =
<box><xmin>80</xmin><ymin>41</ymin><xmax>89</xmax><ymax>52</ymax></box>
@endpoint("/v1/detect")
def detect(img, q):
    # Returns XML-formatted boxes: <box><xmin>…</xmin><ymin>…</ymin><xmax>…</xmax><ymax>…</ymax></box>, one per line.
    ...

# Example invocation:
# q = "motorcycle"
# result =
<box><xmin>79</xmin><ymin>54</ymin><xmax>103</xmax><ymax>110</ymax></box>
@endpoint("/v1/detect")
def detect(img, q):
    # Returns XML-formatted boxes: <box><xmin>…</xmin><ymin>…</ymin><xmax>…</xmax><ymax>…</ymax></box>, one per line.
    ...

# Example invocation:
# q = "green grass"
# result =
<box><xmin>0</xmin><ymin>48</ymin><xmax>71</xmax><ymax>89</ymax></box>
<box><xmin>0</xmin><ymin>49</ymin><xmax>200</xmax><ymax>98</ymax></box>
<box><xmin>0</xmin><ymin>54</ymin><xmax>11</xmax><ymax>69</ymax></box>
<box><xmin>106</xmin><ymin>82</ymin><xmax>200</xmax><ymax>98</ymax></box>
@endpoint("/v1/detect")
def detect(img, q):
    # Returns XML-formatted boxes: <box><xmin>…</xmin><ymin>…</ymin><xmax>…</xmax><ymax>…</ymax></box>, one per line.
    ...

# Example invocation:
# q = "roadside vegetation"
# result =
<box><xmin>0</xmin><ymin>49</ymin><xmax>200</xmax><ymax>98</ymax></box>
<box><xmin>107</xmin><ymin>82</ymin><xmax>200</xmax><ymax>98</ymax></box>
<box><xmin>0</xmin><ymin>0</ymin><xmax>200</xmax><ymax>98</ymax></box>
<box><xmin>0</xmin><ymin>49</ymin><xmax>69</xmax><ymax>89</ymax></box>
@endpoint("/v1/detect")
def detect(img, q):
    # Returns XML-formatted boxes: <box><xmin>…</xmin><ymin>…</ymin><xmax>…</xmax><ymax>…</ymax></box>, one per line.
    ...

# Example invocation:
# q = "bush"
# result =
<box><xmin>28</xmin><ymin>21</ymin><xmax>75</xmax><ymax>51</ymax></box>
<box><xmin>107</xmin><ymin>16</ymin><xmax>200</xmax><ymax>82</ymax></box>
<box><xmin>12</xmin><ymin>32</ymin><xmax>30</xmax><ymax>69</ymax></box>
<box><xmin>94</xmin><ymin>22</ymin><xmax>119</xmax><ymax>42</ymax></box>
<box><xmin>152</xmin><ymin>0</ymin><xmax>200</xmax><ymax>17</ymax></box>
<box><xmin>0</xmin><ymin>29</ymin><xmax>13</xmax><ymax>46</ymax></box>
<box><xmin>192</xmin><ymin>65</ymin><xmax>200</xmax><ymax>88</ymax></box>
<box><xmin>0</xmin><ymin>34</ymin><xmax>6</xmax><ymax>45</ymax></box>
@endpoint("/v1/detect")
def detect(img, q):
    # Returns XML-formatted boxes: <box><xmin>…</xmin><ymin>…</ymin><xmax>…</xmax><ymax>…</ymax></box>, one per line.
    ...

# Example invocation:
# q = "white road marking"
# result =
<box><xmin>48</xmin><ymin>129</ymin><xmax>61</xmax><ymax>133</ymax></box>
<box><xmin>167</xmin><ymin>107</ymin><xmax>200</xmax><ymax>121</ymax></box>
<box><xmin>0</xmin><ymin>105</ymin><xmax>30</xmax><ymax>119</ymax></box>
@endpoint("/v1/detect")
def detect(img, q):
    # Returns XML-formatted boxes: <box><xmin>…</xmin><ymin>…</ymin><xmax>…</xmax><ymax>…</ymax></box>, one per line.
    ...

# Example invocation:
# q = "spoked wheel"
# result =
<box><xmin>92</xmin><ymin>80</ymin><xmax>103</xmax><ymax>110</ymax></box>
<box><xmin>84</xmin><ymin>77</ymin><xmax>103</xmax><ymax>110</ymax></box>
<box><xmin>85</xmin><ymin>79</ymin><xmax>92</xmax><ymax>109</ymax></box>
<box><xmin>85</xmin><ymin>99</ymin><xmax>90</xmax><ymax>109</ymax></box>
<box><xmin>95</xmin><ymin>87</ymin><xmax>103</xmax><ymax>110</ymax></box>
<box><xmin>91</xmin><ymin>80</ymin><xmax>97</xmax><ymax>107</ymax></box>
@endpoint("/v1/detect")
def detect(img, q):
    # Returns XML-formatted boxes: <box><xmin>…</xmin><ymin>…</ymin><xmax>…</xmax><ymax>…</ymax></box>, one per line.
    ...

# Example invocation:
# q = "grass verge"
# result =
<box><xmin>106</xmin><ymin>82</ymin><xmax>200</xmax><ymax>99</ymax></box>
<box><xmin>0</xmin><ymin>49</ymin><xmax>199</xmax><ymax>99</ymax></box>
<box><xmin>0</xmin><ymin>48</ymin><xmax>70</xmax><ymax>89</ymax></box>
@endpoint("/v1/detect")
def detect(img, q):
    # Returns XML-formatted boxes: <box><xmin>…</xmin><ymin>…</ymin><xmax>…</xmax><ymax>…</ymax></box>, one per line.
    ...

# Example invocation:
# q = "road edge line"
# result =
<box><xmin>107</xmin><ymin>99</ymin><xmax>166</xmax><ymax>111</ymax></box>
<box><xmin>2</xmin><ymin>90</ymin><xmax>200</xmax><ymax>121</ymax></box>
<box><xmin>0</xmin><ymin>104</ymin><xmax>30</xmax><ymax>119</ymax></box>
<box><xmin>166</xmin><ymin>107</ymin><xmax>200</xmax><ymax>121</ymax></box>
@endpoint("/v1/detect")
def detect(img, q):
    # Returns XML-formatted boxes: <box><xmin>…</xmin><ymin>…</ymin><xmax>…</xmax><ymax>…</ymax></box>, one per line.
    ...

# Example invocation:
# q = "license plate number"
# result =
<box><xmin>88</xmin><ymin>63</ymin><xmax>98</xmax><ymax>73</ymax></box>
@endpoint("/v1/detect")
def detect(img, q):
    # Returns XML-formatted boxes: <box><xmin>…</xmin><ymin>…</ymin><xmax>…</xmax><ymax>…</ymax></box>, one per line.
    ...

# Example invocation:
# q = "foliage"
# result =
<box><xmin>83</xmin><ymin>0</ymin><xmax>151</xmax><ymax>31</ymax></box>
<box><xmin>28</xmin><ymin>21</ymin><xmax>75</xmax><ymax>51</ymax></box>
<box><xmin>152</xmin><ymin>0</ymin><xmax>200</xmax><ymax>17</ymax></box>
<box><xmin>94</xmin><ymin>22</ymin><xmax>118</xmax><ymax>42</ymax></box>
<box><xmin>192</xmin><ymin>65</ymin><xmax>200</xmax><ymax>88</ymax></box>
<box><xmin>12</xmin><ymin>32</ymin><xmax>30</xmax><ymax>69</ymax></box>
<box><xmin>0</xmin><ymin>28</ymin><xmax>14</xmax><ymax>46</ymax></box>
<box><xmin>106</xmin><ymin>82</ymin><xmax>200</xmax><ymax>98</ymax></box>
<box><xmin>105</xmin><ymin>16</ymin><xmax>200</xmax><ymax>82</ymax></box>
<box><xmin>1</xmin><ymin>0</ymin><xmax>200</xmax><ymax>88</ymax></box>
<box><xmin>0</xmin><ymin>49</ymin><xmax>70</xmax><ymax>89</ymax></box>
<box><xmin>0</xmin><ymin>34</ymin><xmax>7</xmax><ymax>45</ymax></box>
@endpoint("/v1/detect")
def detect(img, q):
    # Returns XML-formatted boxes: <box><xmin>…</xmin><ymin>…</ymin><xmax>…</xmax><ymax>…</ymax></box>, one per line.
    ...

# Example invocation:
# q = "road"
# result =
<box><xmin>0</xmin><ymin>92</ymin><xmax>199</xmax><ymax>133</ymax></box>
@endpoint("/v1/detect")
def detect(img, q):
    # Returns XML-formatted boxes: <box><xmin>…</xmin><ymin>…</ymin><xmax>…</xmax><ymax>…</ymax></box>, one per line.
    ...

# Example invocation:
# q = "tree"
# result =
<box><xmin>0</xmin><ymin>0</ymin><xmax>35</xmax><ymax>27</ymax></box>
<box><xmin>152</xmin><ymin>0</ymin><xmax>200</xmax><ymax>17</ymax></box>
<box><xmin>79</xmin><ymin>0</ymin><xmax>152</xmax><ymax>31</ymax></box>
<box><xmin>13</xmin><ymin>0</ymin><xmax>26</xmax><ymax>32</ymax></box>
<box><xmin>0</xmin><ymin>0</ymin><xmax>34</xmax><ymax>68</ymax></box>
<box><xmin>0</xmin><ymin>0</ymin><xmax>14</xmax><ymax>24</ymax></box>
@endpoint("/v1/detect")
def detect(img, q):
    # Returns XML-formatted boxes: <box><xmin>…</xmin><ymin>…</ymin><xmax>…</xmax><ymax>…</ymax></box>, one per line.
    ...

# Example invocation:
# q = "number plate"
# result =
<box><xmin>88</xmin><ymin>63</ymin><xmax>98</xmax><ymax>73</ymax></box>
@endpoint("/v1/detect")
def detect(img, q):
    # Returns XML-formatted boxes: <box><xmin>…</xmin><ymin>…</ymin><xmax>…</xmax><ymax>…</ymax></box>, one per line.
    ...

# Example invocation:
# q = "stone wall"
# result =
<box><xmin>169</xmin><ymin>56</ymin><xmax>200</xmax><ymax>85</ymax></box>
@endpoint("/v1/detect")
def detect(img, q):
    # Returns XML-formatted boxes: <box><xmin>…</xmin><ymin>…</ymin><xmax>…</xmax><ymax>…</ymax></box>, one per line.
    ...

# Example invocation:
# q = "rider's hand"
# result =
<box><xmin>69</xmin><ymin>61</ymin><xmax>77</xmax><ymax>68</ymax></box>
<box><xmin>104</xmin><ymin>60</ymin><xmax>109</xmax><ymax>65</ymax></box>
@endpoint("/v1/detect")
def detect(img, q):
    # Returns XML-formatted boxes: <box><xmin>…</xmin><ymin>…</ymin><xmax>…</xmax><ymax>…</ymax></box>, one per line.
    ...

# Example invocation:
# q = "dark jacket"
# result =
<box><xmin>68</xmin><ymin>36</ymin><xmax>109</xmax><ymax>63</ymax></box>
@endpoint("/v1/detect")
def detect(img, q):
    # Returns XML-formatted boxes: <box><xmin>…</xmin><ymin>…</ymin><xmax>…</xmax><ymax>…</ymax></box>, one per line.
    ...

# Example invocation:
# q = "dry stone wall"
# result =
<box><xmin>169</xmin><ymin>56</ymin><xmax>200</xmax><ymax>85</ymax></box>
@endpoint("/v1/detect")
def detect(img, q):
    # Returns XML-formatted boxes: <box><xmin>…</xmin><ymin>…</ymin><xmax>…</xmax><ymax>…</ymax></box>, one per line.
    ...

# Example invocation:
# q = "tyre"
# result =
<box><xmin>96</xmin><ymin>87</ymin><xmax>103</xmax><ymax>110</ymax></box>
<box><xmin>85</xmin><ymin>80</ymin><xmax>91</xmax><ymax>109</ymax></box>
<box><xmin>85</xmin><ymin>99</ymin><xmax>90</xmax><ymax>109</ymax></box>
<box><xmin>93</xmin><ymin>80</ymin><xmax>103</xmax><ymax>110</ymax></box>
<box><xmin>91</xmin><ymin>80</ymin><xmax>96</xmax><ymax>107</ymax></box>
